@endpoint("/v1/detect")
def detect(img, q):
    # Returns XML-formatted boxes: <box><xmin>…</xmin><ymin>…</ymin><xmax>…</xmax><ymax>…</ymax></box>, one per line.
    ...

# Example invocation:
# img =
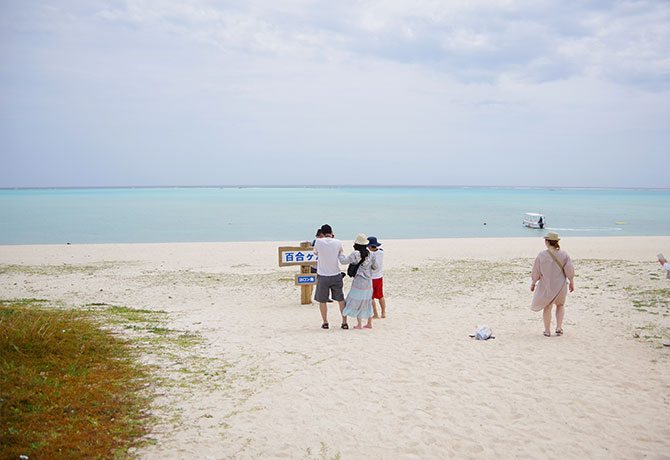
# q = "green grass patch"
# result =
<box><xmin>0</xmin><ymin>263</ymin><xmax>119</xmax><ymax>276</ymax></box>
<box><xmin>0</xmin><ymin>301</ymin><xmax>152</xmax><ymax>459</ymax></box>
<box><xmin>630</xmin><ymin>288</ymin><xmax>670</xmax><ymax>315</ymax></box>
<box><xmin>303</xmin><ymin>441</ymin><xmax>341</xmax><ymax>460</ymax></box>
<box><xmin>86</xmin><ymin>304</ymin><xmax>167</xmax><ymax>325</ymax></box>
<box><xmin>0</xmin><ymin>298</ymin><xmax>50</xmax><ymax>307</ymax></box>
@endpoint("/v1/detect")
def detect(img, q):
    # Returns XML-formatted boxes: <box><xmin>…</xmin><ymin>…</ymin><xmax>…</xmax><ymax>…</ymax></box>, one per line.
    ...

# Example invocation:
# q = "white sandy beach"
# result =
<box><xmin>1</xmin><ymin>236</ymin><xmax>669</xmax><ymax>459</ymax></box>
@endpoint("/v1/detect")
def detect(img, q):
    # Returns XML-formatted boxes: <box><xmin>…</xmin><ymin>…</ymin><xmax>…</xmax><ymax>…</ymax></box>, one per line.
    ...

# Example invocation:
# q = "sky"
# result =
<box><xmin>1</xmin><ymin>0</ymin><xmax>669</xmax><ymax>188</ymax></box>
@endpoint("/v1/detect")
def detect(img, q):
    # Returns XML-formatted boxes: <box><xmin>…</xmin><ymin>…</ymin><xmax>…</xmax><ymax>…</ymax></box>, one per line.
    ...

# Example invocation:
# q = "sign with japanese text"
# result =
<box><xmin>295</xmin><ymin>274</ymin><xmax>317</xmax><ymax>285</ymax></box>
<box><xmin>278</xmin><ymin>246</ymin><xmax>318</xmax><ymax>267</ymax></box>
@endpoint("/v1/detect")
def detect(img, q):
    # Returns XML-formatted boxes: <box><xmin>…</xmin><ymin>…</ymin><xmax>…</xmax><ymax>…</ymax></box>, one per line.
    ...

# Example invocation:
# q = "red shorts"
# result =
<box><xmin>372</xmin><ymin>277</ymin><xmax>384</xmax><ymax>299</ymax></box>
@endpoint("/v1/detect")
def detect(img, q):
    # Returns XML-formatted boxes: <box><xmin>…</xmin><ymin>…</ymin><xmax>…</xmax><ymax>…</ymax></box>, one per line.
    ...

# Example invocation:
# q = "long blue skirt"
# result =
<box><xmin>342</xmin><ymin>276</ymin><xmax>373</xmax><ymax>319</ymax></box>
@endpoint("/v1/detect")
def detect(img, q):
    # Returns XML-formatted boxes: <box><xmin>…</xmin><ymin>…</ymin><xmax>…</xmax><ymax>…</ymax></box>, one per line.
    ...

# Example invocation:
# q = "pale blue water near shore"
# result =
<box><xmin>1</xmin><ymin>187</ymin><xmax>669</xmax><ymax>245</ymax></box>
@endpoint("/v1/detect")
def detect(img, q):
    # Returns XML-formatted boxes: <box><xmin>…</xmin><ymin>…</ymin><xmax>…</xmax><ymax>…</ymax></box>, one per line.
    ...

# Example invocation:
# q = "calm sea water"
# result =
<box><xmin>1</xmin><ymin>187</ymin><xmax>669</xmax><ymax>245</ymax></box>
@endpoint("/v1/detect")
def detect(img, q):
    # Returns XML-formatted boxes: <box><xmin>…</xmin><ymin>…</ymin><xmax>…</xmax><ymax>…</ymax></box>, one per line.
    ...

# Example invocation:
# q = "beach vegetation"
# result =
<box><xmin>0</xmin><ymin>298</ymin><xmax>50</xmax><ymax>306</ymax></box>
<box><xmin>630</xmin><ymin>288</ymin><xmax>669</xmax><ymax>316</ymax></box>
<box><xmin>0</xmin><ymin>300</ymin><xmax>151</xmax><ymax>459</ymax></box>
<box><xmin>0</xmin><ymin>263</ymin><xmax>121</xmax><ymax>276</ymax></box>
<box><xmin>85</xmin><ymin>304</ymin><xmax>167</xmax><ymax>324</ymax></box>
<box><xmin>633</xmin><ymin>322</ymin><xmax>670</xmax><ymax>346</ymax></box>
<box><xmin>303</xmin><ymin>442</ymin><xmax>341</xmax><ymax>460</ymax></box>
<box><xmin>147</xmin><ymin>326</ymin><xmax>172</xmax><ymax>335</ymax></box>
<box><xmin>171</xmin><ymin>332</ymin><xmax>202</xmax><ymax>347</ymax></box>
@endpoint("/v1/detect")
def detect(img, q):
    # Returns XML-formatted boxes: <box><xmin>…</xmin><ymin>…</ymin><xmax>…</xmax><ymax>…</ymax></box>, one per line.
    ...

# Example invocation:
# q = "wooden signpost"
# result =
<box><xmin>278</xmin><ymin>241</ymin><xmax>318</xmax><ymax>305</ymax></box>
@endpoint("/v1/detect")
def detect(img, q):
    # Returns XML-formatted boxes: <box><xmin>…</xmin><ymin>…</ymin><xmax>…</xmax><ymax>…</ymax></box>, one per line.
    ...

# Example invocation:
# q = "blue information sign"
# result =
<box><xmin>295</xmin><ymin>274</ymin><xmax>317</xmax><ymax>285</ymax></box>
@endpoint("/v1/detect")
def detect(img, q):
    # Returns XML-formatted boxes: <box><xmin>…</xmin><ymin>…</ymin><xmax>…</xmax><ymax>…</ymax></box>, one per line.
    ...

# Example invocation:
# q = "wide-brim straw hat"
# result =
<box><xmin>354</xmin><ymin>233</ymin><xmax>368</xmax><ymax>245</ymax></box>
<box><xmin>544</xmin><ymin>231</ymin><xmax>560</xmax><ymax>241</ymax></box>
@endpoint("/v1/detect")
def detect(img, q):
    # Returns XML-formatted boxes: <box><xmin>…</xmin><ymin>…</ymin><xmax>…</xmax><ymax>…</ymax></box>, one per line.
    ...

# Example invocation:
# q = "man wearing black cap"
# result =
<box><xmin>312</xmin><ymin>224</ymin><xmax>348</xmax><ymax>329</ymax></box>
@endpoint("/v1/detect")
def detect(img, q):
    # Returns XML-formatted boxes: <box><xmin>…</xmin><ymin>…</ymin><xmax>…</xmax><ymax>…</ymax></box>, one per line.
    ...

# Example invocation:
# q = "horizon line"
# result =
<box><xmin>1</xmin><ymin>184</ymin><xmax>670</xmax><ymax>192</ymax></box>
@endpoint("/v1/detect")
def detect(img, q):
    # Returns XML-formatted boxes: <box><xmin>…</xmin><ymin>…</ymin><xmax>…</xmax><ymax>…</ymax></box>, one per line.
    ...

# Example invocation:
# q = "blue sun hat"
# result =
<box><xmin>367</xmin><ymin>236</ymin><xmax>382</xmax><ymax>248</ymax></box>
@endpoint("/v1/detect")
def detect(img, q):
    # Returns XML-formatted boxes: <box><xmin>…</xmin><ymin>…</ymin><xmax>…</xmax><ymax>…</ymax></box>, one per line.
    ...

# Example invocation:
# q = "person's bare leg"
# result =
<box><xmin>543</xmin><ymin>306</ymin><xmax>552</xmax><ymax>335</ymax></box>
<box><xmin>365</xmin><ymin>317</ymin><xmax>373</xmax><ymax>328</ymax></box>
<box><xmin>372</xmin><ymin>299</ymin><xmax>380</xmax><ymax>318</ymax></box>
<box><xmin>320</xmin><ymin>302</ymin><xmax>328</xmax><ymax>324</ymax></box>
<box><xmin>338</xmin><ymin>300</ymin><xmax>347</xmax><ymax>325</ymax></box>
<box><xmin>555</xmin><ymin>304</ymin><xmax>565</xmax><ymax>333</ymax></box>
<box><xmin>379</xmin><ymin>297</ymin><xmax>386</xmax><ymax>318</ymax></box>
<box><xmin>354</xmin><ymin>318</ymin><xmax>363</xmax><ymax>329</ymax></box>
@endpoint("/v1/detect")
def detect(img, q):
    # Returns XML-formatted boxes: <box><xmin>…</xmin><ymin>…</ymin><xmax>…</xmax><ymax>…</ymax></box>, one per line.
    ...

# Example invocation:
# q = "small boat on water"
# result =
<box><xmin>523</xmin><ymin>212</ymin><xmax>545</xmax><ymax>229</ymax></box>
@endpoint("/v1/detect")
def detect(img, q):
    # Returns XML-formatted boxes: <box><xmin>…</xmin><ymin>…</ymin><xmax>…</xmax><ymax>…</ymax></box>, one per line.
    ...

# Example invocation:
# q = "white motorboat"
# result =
<box><xmin>523</xmin><ymin>212</ymin><xmax>545</xmax><ymax>229</ymax></box>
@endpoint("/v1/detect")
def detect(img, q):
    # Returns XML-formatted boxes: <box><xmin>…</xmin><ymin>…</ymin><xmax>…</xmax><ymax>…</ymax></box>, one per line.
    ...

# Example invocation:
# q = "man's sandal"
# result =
<box><xmin>555</xmin><ymin>328</ymin><xmax>564</xmax><ymax>336</ymax></box>
<box><xmin>341</xmin><ymin>323</ymin><xmax>349</xmax><ymax>330</ymax></box>
<box><xmin>543</xmin><ymin>331</ymin><xmax>551</xmax><ymax>337</ymax></box>
<box><xmin>321</xmin><ymin>323</ymin><xmax>329</xmax><ymax>329</ymax></box>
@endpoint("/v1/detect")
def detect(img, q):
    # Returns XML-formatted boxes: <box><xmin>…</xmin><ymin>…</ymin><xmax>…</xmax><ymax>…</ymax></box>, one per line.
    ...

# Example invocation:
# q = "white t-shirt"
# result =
<box><xmin>313</xmin><ymin>237</ymin><xmax>344</xmax><ymax>276</ymax></box>
<box><xmin>370</xmin><ymin>249</ymin><xmax>384</xmax><ymax>279</ymax></box>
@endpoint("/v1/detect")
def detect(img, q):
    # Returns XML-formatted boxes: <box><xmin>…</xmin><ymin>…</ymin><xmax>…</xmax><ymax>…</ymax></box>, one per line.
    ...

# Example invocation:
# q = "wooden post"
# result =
<box><xmin>278</xmin><ymin>243</ymin><xmax>317</xmax><ymax>305</ymax></box>
<box><xmin>300</xmin><ymin>241</ymin><xmax>312</xmax><ymax>305</ymax></box>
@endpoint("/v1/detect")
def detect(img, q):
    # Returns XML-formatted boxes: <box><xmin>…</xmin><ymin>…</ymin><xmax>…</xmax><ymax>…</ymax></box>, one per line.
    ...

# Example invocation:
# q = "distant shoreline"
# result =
<box><xmin>2</xmin><ymin>235</ymin><xmax>670</xmax><ymax>252</ymax></box>
<box><xmin>2</xmin><ymin>185</ymin><xmax>670</xmax><ymax>192</ymax></box>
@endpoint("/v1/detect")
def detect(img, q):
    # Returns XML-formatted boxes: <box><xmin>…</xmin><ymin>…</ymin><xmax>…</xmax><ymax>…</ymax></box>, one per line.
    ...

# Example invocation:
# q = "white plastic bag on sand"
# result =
<box><xmin>475</xmin><ymin>325</ymin><xmax>493</xmax><ymax>340</ymax></box>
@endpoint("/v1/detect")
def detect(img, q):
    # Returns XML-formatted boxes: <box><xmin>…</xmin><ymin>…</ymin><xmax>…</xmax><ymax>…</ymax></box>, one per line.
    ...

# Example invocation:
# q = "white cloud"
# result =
<box><xmin>0</xmin><ymin>0</ymin><xmax>669</xmax><ymax>187</ymax></box>
<box><xmin>72</xmin><ymin>0</ymin><xmax>670</xmax><ymax>88</ymax></box>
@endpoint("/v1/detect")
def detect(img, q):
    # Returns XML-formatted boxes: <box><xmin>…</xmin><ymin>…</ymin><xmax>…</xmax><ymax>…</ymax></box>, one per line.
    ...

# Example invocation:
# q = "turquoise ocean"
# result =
<box><xmin>1</xmin><ymin>187</ymin><xmax>669</xmax><ymax>245</ymax></box>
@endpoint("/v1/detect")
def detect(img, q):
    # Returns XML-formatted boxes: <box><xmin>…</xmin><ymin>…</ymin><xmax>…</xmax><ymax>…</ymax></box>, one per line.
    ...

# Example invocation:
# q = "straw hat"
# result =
<box><xmin>544</xmin><ymin>231</ymin><xmax>560</xmax><ymax>241</ymax></box>
<box><xmin>354</xmin><ymin>233</ymin><xmax>368</xmax><ymax>245</ymax></box>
